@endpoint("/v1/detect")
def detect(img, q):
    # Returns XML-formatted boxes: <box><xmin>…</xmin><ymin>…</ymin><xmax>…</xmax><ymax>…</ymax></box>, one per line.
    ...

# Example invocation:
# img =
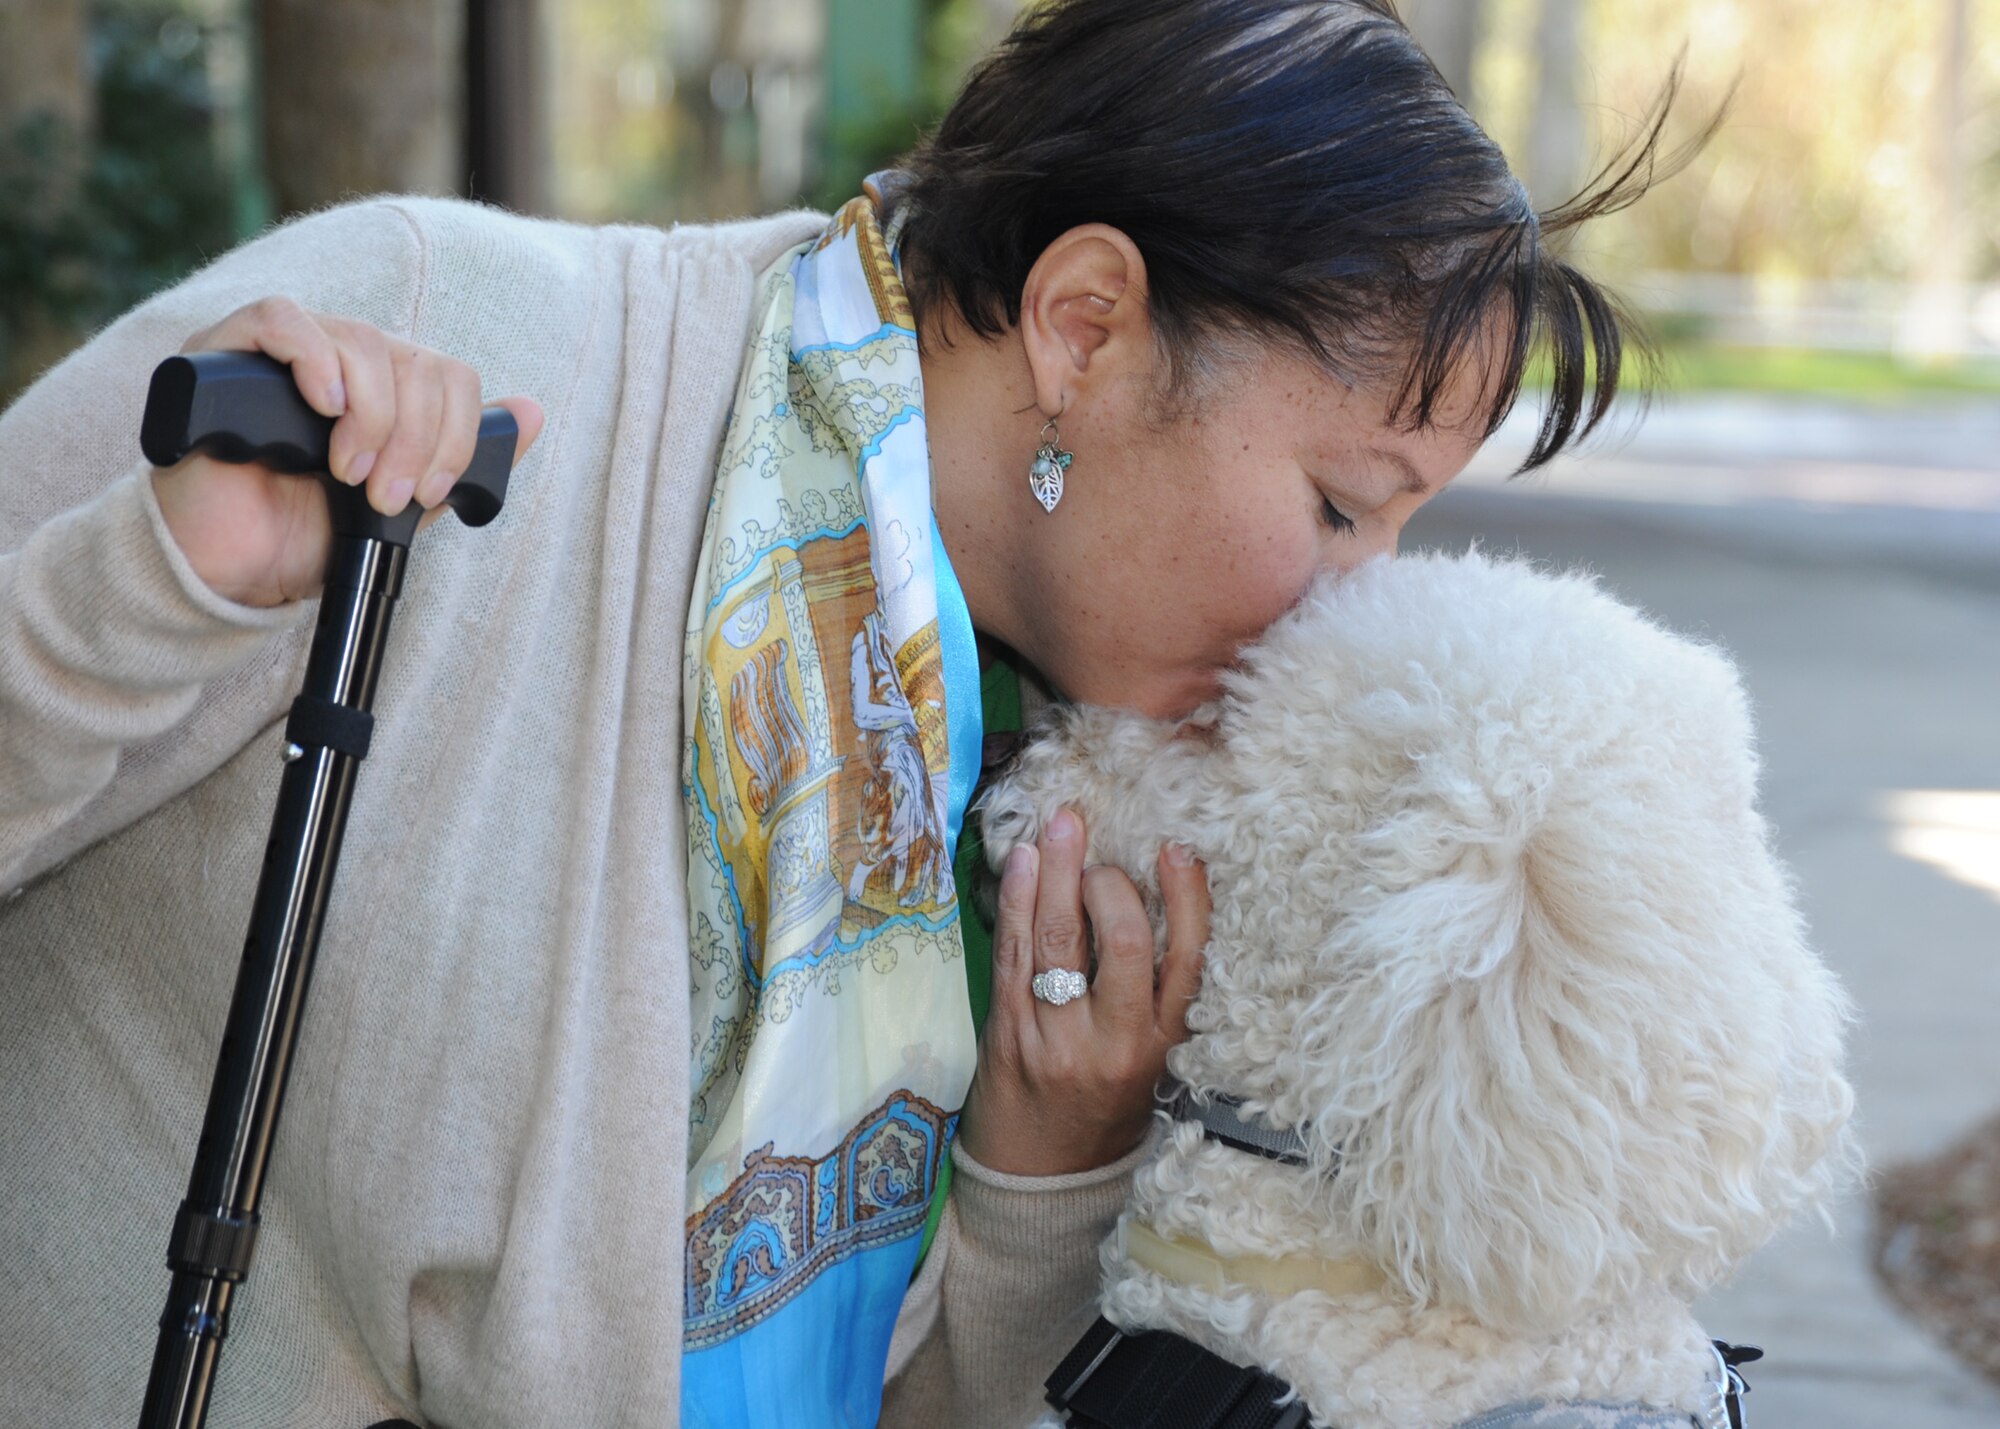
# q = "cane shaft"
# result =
<box><xmin>139</xmin><ymin>535</ymin><xmax>406</xmax><ymax>1429</ymax></box>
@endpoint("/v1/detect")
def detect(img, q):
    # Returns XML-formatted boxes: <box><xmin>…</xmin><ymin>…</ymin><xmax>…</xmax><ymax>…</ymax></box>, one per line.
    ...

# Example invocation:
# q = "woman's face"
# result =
<box><xmin>925</xmin><ymin>223</ymin><xmax>1495</xmax><ymax>723</ymax></box>
<box><xmin>1018</xmin><ymin>345</ymin><xmax>1487</xmax><ymax>719</ymax></box>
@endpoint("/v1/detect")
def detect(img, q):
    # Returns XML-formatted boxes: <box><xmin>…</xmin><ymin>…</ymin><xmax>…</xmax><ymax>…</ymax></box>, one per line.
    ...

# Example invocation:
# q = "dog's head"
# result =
<box><xmin>979</xmin><ymin>547</ymin><xmax>1856</xmax><ymax>1330</ymax></box>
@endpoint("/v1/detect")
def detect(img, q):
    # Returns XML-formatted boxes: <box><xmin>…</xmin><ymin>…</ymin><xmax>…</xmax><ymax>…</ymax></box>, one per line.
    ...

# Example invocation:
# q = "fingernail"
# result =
<box><xmin>1165</xmin><ymin>842</ymin><xmax>1194</xmax><ymax>867</ymax></box>
<box><xmin>416</xmin><ymin>470</ymin><xmax>449</xmax><ymax>507</ymax></box>
<box><xmin>384</xmin><ymin>477</ymin><xmax>416</xmax><ymax>512</ymax></box>
<box><xmin>1048</xmin><ymin>808</ymin><xmax>1079</xmax><ymax>842</ymax></box>
<box><xmin>345</xmin><ymin>450</ymin><xmax>376</xmax><ymax>486</ymax></box>
<box><xmin>1005</xmin><ymin>845</ymin><xmax>1035</xmax><ymax>879</ymax></box>
<box><xmin>327</xmin><ymin>379</ymin><xmax>347</xmax><ymax>414</ymax></box>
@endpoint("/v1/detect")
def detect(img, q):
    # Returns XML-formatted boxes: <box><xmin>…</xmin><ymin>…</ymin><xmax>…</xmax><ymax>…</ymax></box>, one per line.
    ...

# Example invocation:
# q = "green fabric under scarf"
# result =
<box><xmin>914</xmin><ymin>651</ymin><xmax>1024</xmax><ymax>1267</ymax></box>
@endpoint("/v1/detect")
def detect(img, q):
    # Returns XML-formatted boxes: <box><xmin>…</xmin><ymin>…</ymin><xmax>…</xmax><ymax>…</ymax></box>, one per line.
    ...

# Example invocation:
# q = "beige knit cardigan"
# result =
<box><xmin>0</xmin><ymin>197</ymin><xmax>1133</xmax><ymax>1428</ymax></box>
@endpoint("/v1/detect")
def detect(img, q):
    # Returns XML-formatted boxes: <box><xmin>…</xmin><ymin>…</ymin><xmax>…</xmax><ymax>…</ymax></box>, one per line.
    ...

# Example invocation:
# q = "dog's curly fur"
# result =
<box><xmin>981</xmin><ymin>547</ymin><xmax>1858</xmax><ymax>1429</ymax></box>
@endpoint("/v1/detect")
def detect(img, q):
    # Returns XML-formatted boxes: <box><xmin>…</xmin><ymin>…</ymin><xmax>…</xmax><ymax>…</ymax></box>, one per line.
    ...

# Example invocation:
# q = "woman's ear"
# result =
<box><xmin>1017</xmin><ymin>224</ymin><xmax>1152</xmax><ymax>418</ymax></box>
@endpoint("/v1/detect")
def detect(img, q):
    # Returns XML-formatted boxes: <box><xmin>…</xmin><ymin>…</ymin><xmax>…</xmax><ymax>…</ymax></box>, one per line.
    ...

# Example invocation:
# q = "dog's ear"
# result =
<box><xmin>1211</xmin><ymin>552</ymin><xmax>1858</xmax><ymax>1328</ymax></box>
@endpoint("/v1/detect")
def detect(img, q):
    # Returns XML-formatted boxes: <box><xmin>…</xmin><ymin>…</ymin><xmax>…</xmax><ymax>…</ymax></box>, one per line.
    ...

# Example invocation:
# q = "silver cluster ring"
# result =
<box><xmin>1031</xmin><ymin>967</ymin><xmax>1089</xmax><ymax>1007</ymax></box>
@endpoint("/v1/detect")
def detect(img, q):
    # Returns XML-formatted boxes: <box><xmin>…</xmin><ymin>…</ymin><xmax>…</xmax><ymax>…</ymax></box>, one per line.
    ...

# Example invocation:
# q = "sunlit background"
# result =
<box><xmin>5</xmin><ymin>0</ymin><xmax>1997</xmax><ymax>399</ymax></box>
<box><xmin>1</xmin><ymin>2</ymin><xmax>1996</xmax><ymax>1425</ymax></box>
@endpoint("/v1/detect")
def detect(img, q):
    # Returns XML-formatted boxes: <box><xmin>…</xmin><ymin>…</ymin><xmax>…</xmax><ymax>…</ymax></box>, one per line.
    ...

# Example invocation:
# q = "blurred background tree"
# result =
<box><xmin>1462</xmin><ymin>0</ymin><xmax>1996</xmax><ymax>373</ymax></box>
<box><xmin>259</xmin><ymin>0</ymin><xmax>464</xmax><ymax>214</ymax></box>
<box><xmin>0</xmin><ymin>0</ymin><xmax>241</xmax><ymax>394</ymax></box>
<box><xmin>0</xmin><ymin>0</ymin><xmax>1995</xmax><ymax>404</ymax></box>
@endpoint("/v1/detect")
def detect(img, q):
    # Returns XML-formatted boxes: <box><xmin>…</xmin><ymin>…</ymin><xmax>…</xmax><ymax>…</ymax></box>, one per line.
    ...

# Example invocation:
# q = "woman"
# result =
<box><xmin>0</xmin><ymin>1</ymin><xmax>1684</xmax><ymax>1425</ymax></box>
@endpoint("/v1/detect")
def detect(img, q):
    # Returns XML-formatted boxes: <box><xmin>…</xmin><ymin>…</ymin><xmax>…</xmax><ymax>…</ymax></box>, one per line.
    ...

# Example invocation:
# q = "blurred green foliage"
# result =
<box><xmin>0</xmin><ymin>1</ymin><xmax>235</xmax><ymax>387</ymax></box>
<box><xmin>808</xmin><ymin>0</ymin><xmax>991</xmax><ymax>210</ymax></box>
<box><xmin>1655</xmin><ymin>343</ymin><xmax>2000</xmax><ymax>399</ymax></box>
<box><xmin>1524</xmin><ymin>335</ymin><xmax>2000</xmax><ymax>400</ymax></box>
<box><xmin>0</xmin><ymin>113</ymin><xmax>95</xmax><ymax>342</ymax></box>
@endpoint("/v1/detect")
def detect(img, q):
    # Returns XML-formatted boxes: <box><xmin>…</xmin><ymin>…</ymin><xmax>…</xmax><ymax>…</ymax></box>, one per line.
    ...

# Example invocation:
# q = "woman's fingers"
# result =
<box><xmin>184</xmin><ymin>295</ymin><xmax>347</xmax><ymax>418</ymax></box>
<box><xmin>1032</xmin><ymin>807</ymin><xmax>1089</xmax><ymax>976</ymax></box>
<box><xmin>959</xmin><ymin>829</ymin><xmax>1208</xmax><ymax>1177</ymax></box>
<box><xmin>1078</xmin><ymin>864</ymin><xmax>1157</xmax><ymax>1038</ymax></box>
<box><xmin>498</xmin><ymin>395</ymin><xmax>546</xmax><ymax>464</ymax></box>
<box><xmin>418</xmin><ymin>359</ymin><xmax>483</xmax><ymax>509</ymax></box>
<box><xmin>181</xmin><ymin>303</ymin><xmax>541</xmax><ymax>522</ymax></box>
<box><xmin>399</xmin><ymin>397</ymin><xmax>547</xmax><ymax>533</ymax></box>
<box><xmin>162</xmin><ymin>295</ymin><xmax>543</xmax><ymax>605</ymax></box>
<box><xmin>365</xmin><ymin>345</ymin><xmax>446</xmax><ymax>514</ymax></box>
<box><xmin>987</xmin><ymin>843</ymin><xmax>1042</xmax><ymax>1050</ymax></box>
<box><xmin>325</xmin><ymin>320</ymin><xmax>395</xmax><ymax>488</ymax></box>
<box><xmin>1155</xmin><ymin>844</ymin><xmax>1210</xmax><ymax>1043</ymax></box>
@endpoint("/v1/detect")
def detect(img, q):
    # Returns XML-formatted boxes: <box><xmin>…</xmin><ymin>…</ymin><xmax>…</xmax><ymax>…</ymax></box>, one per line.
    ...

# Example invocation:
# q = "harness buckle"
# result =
<box><xmin>1709</xmin><ymin>1339</ymin><xmax>1762</xmax><ymax>1429</ymax></box>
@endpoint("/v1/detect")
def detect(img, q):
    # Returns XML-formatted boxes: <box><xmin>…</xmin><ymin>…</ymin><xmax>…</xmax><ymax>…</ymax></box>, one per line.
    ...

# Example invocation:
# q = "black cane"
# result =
<box><xmin>133</xmin><ymin>351</ymin><xmax>518</xmax><ymax>1429</ymax></box>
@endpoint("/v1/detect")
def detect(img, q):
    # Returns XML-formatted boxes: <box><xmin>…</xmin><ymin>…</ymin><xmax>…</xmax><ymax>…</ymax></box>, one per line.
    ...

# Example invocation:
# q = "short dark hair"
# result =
<box><xmin>896</xmin><ymin>0</ymin><xmax>1711</xmax><ymax>471</ymax></box>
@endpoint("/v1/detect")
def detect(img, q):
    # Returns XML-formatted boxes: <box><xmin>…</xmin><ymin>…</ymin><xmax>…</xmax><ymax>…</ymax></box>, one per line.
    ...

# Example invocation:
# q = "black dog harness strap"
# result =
<box><xmin>1166</xmin><ymin>1084</ymin><xmax>1312</xmax><ymax>1166</ymax></box>
<box><xmin>1046</xmin><ymin>1317</ymin><xmax>1310</xmax><ymax>1429</ymax></box>
<box><xmin>1046</xmin><ymin>1319</ymin><xmax>1761</xmax><ymax>1429</ymax></box>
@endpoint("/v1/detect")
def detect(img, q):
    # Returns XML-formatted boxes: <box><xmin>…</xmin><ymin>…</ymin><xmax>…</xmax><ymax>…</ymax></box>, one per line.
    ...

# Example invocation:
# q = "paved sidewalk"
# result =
<box><xmin>1531</xmin><ymin>391</ymin><xmax>2000</xmax><ymax>473</ymax></box>
<box><xmin>1405</xmin><ymin>425</ymin><xmax>2000</xmax><ymax>1427</ymax></box>
<box><xmin>1455</xmin><ymin>394</ymin><xmax>2000</xmax><ymax>590</ymax></box>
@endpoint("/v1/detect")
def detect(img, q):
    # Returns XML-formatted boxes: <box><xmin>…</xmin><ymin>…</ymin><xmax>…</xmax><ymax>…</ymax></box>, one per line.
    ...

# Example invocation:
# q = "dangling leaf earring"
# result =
<box><xmin>1028</xmin><ymin>417</ymin><xmax>1073</xmax><ymax>513</ymax></box>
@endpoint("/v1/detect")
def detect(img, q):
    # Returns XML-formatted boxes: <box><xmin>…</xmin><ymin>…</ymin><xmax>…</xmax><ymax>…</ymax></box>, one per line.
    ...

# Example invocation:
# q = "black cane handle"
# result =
<box><xmin>140</xmin><ymin>350</ymin><xmax>516</xmax><ymax>544</ymax></box>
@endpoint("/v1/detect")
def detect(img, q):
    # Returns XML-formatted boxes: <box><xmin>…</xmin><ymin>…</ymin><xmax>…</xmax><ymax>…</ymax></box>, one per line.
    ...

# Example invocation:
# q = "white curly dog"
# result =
<box><xmin>981</xmin><ymin>547</ymin><xmax>1858</xmax><ymax>1429</ymax></box>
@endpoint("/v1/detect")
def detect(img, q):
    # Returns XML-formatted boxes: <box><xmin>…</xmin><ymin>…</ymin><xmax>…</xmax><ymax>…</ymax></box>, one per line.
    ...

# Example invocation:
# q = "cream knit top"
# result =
<box><xmin>0</xmin><ymin>197</ymin><xmax>1135</xmax><ymax>1428</ymax></box>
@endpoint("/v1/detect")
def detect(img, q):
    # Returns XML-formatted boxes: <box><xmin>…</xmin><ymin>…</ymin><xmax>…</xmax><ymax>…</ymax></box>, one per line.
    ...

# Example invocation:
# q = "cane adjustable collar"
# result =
<box><xmin>1166</xmin><ymin>1082</ymin><xmax>1314</xmax><ymax>1166</ymax></box>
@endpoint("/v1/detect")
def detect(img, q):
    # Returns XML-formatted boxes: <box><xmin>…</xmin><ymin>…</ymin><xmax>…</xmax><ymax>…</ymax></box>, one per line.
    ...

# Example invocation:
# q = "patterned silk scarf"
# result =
<box><xmin>678</xmin><ymin>176</ymin><xmax>983</xmax><ymax>1426</ymax></box>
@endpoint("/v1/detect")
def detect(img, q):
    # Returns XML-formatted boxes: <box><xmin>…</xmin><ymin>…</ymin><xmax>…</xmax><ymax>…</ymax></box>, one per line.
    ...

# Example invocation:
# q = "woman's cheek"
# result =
<box><xmin>1213</xmin><ymin>520</ymin><xmax>1321</xmax><ymax>641</ymax></box>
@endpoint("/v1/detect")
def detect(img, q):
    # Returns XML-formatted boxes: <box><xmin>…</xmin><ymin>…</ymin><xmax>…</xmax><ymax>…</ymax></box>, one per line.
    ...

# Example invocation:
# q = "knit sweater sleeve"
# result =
<box><xmin>0</xmin><ymin>200</ymin><xmax>428</xmax><ymax>893</ymax></box>
<box><xmin>880</xmin><ymin>1134</ymin><xmax>1149</xmax><ymax>1428</ymax></box>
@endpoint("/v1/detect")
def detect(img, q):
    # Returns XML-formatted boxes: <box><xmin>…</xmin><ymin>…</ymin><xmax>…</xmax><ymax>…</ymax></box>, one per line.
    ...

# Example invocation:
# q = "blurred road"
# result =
<box><xmin>1404</xmin><ymin>394</ymin><xmax>2000</xmax><ymax>1428</ymax></box>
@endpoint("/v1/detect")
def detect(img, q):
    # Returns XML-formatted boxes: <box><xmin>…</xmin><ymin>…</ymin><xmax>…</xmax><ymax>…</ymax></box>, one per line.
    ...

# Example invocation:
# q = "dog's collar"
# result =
<box><xmin>1118</xmin><ymin>1217</ymin><xmax>1387</xmax><ymax>1301</ymax></box>
<box><xmin>1166</xmin><ymin>1082</ymin><xmax>1314</xmax><ymax>1166</ymax></box>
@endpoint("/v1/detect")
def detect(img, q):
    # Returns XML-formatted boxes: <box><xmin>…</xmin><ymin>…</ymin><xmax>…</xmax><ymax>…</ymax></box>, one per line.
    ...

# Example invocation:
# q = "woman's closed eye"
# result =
<box><xmin>1318</xmin><ymin>496</ymin><xmax>1357</xmax><ymax>535</ymax></box>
